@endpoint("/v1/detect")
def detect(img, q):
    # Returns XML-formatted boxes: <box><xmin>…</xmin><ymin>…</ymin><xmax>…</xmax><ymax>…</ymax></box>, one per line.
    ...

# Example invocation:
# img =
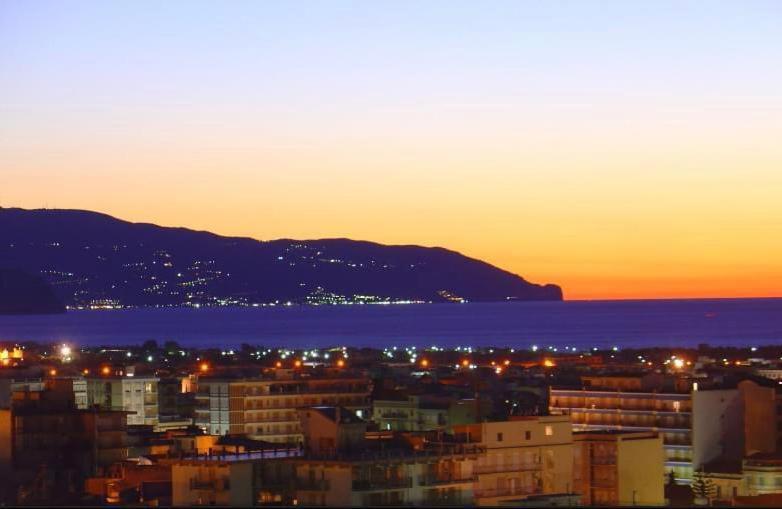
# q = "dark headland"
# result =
<box><xmin>0</xmin><ymin>207</ymin><xmax>562</xmax><ymax>309</ymax></box>
<box><xmin>0</xmin><ymin>268</ymin><xmax>65</xmax><ymax>314</ymax></box>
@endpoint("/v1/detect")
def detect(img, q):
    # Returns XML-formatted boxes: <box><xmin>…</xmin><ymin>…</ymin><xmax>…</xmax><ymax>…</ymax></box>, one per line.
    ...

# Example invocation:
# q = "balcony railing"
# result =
<box><xmin>474</xmin><ymin>463</ymin><xmax>540</xmax><ymax>475</ymax></box>
<box><xmin>302</xmin><ymin>444</ymin><xmax>485</xmax><ymax>462</ymax></box>
<box><xmin>475</xmin><ymin>486</ymin><xmax>541</xmax><ymax>499</ymax></box>
<box><xmin>419</xmin><ymin>474</ymin><xmax>477</xmax><ymax>486</ymax></box>
<box><xmin>424</xmin><ymin>495</ymin><xmax>469</xmax><ymax>506</ymax></box>
<box><xmin>352</xmin><ymin>477</ymin><xmax>413</xmax><ymax>491</ymax></box>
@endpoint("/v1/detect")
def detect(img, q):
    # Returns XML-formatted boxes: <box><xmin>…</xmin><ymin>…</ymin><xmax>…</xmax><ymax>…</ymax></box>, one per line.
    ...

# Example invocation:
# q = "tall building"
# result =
<box><xmin>454</xmin><ymin>416</ymin><xmax>575</xmax><ymax>506</ymax></box>
<box><xmin>550</xmin><ymin>375</ymin><xmax>776</xmax><ymax>483</ymax></box>
<box><xmin>85</xmin><ymin>374</ymin><xmax>160</xmax><ymax>426</ymax></box>
<box><xmin>195</xmin><ymin>374</ymin><xmax>371</xmax><ymax>443</ymax></box>
<box><xmin>573</xmin><ymin>430</ymin><xmax>665</xmax><ymax>506</ymax></box>
<box><xmin>0</xmin><ymin>384</ymin><xmax>129</xmax><ymax>504</ymax></box>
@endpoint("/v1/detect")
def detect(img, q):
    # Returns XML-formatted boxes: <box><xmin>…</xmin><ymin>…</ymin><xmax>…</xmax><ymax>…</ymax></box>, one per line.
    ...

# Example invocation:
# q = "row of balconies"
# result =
<box><xmin>297</xmin><ymin>473</ymin><xmax>476</xmax><ymax>492</ymax></box>
<box><xmin>474</xmin><ymin>462</ymin><xmax>540</xmax><ymax>475</ymax></box>
<box><xmin>568</xmin><ymin>413</ymin><xmax>691</xmax><ymax>431</ymax></box>
<box><xmin>418</xmin><ymin>473</ymin><xmax>478</xmax><ymax>486</ymax></box>
<box><xmin>242</xmin><ymin>397</ymin><xmax>367</xmax><ymax>409</ymax></box>
<box><xmin>551</xmin><ymin>398</ymin><xmax>690</xmax><ymax>413</ymax></box>
<box><xmin>244</xmin><ymin>416</ymin><xmax>300</xmax><ymax>424</ymax></box>
<box><xmin>474</xmin><ymin>485</ymin><xmax>542</xmax><ymax>499</ymax></box>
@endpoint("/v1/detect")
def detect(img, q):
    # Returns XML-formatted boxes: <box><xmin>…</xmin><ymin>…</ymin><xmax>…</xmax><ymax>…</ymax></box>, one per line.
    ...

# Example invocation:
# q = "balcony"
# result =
<box><xmin>475</xmin><ymin>486</ymin><xmax>541</xmax><ymax>499</ymax></box>
<box><xmin>424</xmin><ymin>494</ymin><xmax>469</xmax><ymax>506</ymax></box>
<box><xmin>419</xmin><ymin>473</ymin><xmax>477</xmax><ymax>486</ymax></box>
<box><xmin>380</xmin><ymin>412</ymin><xmax>410</xmax><ymax>420</ymax></box>
<box><xmin>475</xmin><ymin>463</ymin><xmax>540</xmax><ymax>475</ymax></box>
<box><xmin>352</xmin><ymin>477</ymin><xmax>413</xmax><ymax>491</ymax></box>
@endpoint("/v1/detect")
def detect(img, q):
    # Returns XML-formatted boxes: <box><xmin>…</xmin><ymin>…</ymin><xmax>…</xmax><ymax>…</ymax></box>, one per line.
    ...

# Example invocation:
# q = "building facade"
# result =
<box><xmin>573</xmin><ymin>431</ymin><xmax>665</xmax><ymax>506</ymax></box>
<box><xmin>550</xmin><ymin>377</ymin><xmax>776</xmax><ymax>483</ymax></box>
<box><xmin>195</xmin><ymin>375</ymin><xmax>371</xmax><ymax>444</ymax></box>
<box><xmin>86</xmin><ymin>375</ymin><xmax>160</xmax><ymax>426</ymax></box>
<box><xmin>454</xmin><ymin>416</ymin><xmax>574</xmax><ymax>506</ymax></box>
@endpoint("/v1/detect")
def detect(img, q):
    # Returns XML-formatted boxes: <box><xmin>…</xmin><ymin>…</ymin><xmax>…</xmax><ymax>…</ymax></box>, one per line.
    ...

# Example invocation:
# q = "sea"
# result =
<box><xmin>1</xmin><ymin>299</ymin><xmax>781</xmax><ymax>350</ymax></box>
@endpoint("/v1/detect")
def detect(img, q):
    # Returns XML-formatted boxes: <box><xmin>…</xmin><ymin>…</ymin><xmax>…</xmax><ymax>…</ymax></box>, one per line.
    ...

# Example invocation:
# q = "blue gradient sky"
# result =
<box><xmin>2</xmin><ymin>1</ymin><xmax>781</xmax><ymax>298</ymax></box>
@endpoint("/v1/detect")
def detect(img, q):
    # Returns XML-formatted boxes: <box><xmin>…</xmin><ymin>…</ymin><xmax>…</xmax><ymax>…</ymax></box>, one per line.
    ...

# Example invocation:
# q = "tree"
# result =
<box><xmin>141</xmin><ymin>339</ymin><xmax>159</xmax><ymax>353</ymax></box>
<box><xmin>691</xmin><ymin>469</ymin><xmax>716</xmax><ymax>506</ymax></box>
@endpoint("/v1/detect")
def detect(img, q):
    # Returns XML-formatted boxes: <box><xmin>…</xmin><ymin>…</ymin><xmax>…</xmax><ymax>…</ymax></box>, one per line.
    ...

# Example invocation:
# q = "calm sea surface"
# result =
<box><xmin>1</xmin><ymin>299</ymin><xmax>781</xmax><ymax>349</ymax></box>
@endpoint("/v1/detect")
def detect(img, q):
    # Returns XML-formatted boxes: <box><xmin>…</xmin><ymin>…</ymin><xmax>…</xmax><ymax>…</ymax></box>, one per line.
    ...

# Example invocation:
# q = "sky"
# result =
<box><xmin>1</xmin><ymin>0</ymin><xmax>781</xmax><ymax>300</ymax></box>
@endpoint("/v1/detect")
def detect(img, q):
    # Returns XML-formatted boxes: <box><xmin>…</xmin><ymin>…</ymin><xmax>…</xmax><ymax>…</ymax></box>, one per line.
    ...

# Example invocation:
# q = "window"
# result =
<box><xmin>545</xmin><ymin>425</ymin><xmax>553</xmax><ymax>436</ymax></box>
<box><xmin>525</xmin><ymin>431</ymin><xmax>531</xmax><ymax>440</ymax></box>
<box><xmin>497</xmin><ymin>432</ymin><xmax>503</xmax><ymax>442</ymax></box>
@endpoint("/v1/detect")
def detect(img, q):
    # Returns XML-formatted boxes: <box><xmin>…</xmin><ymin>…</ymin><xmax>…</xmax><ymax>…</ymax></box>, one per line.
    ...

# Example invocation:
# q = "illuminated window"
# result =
<box><xmin>673</xmin><ymin>401</ymin><xmax>681</xmax><ymax>412</ymax></box>
<box><xmin>545</xmin><ymin>425</ymin><xmax>553</xmax><ymax>436</ymax></box>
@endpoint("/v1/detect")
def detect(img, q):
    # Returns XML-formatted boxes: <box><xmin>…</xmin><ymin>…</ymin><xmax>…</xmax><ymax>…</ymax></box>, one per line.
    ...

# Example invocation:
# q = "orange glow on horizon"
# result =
<box><xmin>3</xmin><ymin>3</ymin><xmax>782</xmax><ymax>301</ymax></box>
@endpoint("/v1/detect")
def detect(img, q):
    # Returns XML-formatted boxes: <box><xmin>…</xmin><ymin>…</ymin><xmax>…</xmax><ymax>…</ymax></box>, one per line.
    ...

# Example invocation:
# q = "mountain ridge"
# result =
<box><xmin>0</xmin><ymin>207</ymin><xmax>562</xmax><ymax>308</ymax></box>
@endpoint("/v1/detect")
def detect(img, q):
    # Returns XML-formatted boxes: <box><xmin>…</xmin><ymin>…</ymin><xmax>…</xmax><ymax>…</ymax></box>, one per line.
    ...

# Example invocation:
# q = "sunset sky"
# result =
<box><xmin>2</xmin><ymin>1</ymin><xmax>781</xmax><ymax>300</ymax></box>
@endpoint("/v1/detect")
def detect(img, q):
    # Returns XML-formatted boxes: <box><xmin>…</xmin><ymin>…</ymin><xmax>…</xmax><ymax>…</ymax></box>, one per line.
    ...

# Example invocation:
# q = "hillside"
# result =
<box><xmin>0</xmin><ymin>207</ymin><xmax>562</xmax><ymax>308</ymax></box>
<box><xmin>0</xmin><ymin>268</ymin><xmax>65</xmax><ymax>314</ymax></box>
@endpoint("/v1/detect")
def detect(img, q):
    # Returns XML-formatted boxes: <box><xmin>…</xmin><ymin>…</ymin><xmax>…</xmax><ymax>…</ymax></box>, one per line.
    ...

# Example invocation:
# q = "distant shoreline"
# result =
<box><xmin>43</xmin><ymin>295</ymin><xmax>782</xmax><ymax>313</ymax></box>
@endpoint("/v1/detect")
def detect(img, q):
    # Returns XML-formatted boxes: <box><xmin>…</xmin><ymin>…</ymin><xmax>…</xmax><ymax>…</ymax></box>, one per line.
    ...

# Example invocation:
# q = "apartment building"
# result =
<box><xmin>702</xmin><ymin>452</ymin><xmax>782</xmax><ymax>504</ymax></box>
<box><xmin>550</xmin><ymin>375</ymin><xmax>776</xmax><ymax>483</ymax></box>
<box><xmin>293</xmin><ymin>406</ymin><xmax>480</xmax><ymax>506</ymax></box>
<box><xmin>454</xmin><ymin>416</ymin><xmax>574</xmax><ymax>506</ymax></box>
<box><xmin>169</xmin><ymin>448</ymin><xmax>299</xmax><ymax>506</ymax></box>
<box><xmin>573</xmin><ymin>430</ymin><xmax>665</xmax><ymax>506</ymax></box>
<box><xmin>372</xmin><ymin>394</ymin><xmax>485</xmax><ymax>433</ymax></box>
<box><xmin>195</xmin><ymin>374</ymin><xmax>371</xmax><ymax>444</ymax></box>
<box><xmin>172</xmin><ymin>459</ymin><xmax>253</xmax><ymax>506</ymax></box>
<box><xmin>0</xmin><ymin>386</ymin><xmax>129</xmax><ymax>504</ymax></box>
<box><xmin>86</xmin><ymin>375</ymin><xmax>160</xmax><ymax>426</ymax></box>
